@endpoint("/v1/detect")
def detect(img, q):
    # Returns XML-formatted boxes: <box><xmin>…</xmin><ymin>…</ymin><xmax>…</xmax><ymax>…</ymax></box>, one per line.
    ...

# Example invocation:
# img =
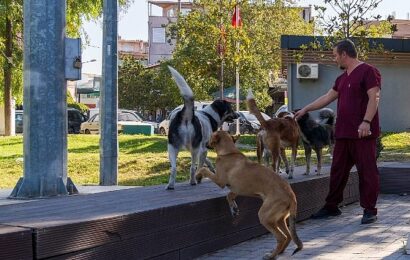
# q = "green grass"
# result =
<box><xmin>0</xmin><ymin>132</ymin><xmax>409</xmax><ymax>188</ymax></box>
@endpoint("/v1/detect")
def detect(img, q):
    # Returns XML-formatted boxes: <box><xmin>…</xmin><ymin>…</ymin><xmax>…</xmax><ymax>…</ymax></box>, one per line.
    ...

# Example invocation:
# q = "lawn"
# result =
<box><xmin>0</xmin><ymin>132</ymin><xmax>409</xmax><ymax>188</ymax></box>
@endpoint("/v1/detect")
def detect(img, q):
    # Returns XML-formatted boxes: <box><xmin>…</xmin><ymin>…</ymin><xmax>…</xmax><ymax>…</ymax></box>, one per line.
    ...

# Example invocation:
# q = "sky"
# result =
<box><xmin>81</xmin><ymin>0</ymin><xmax>410</xmax><ymax>75</ymax></box>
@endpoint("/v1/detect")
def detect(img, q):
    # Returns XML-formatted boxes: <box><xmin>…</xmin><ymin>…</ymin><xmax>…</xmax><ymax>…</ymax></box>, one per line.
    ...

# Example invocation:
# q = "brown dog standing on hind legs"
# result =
<box><xmin>247</xmin><ymin>89</ymin><xmax>300</xmax><ymax>179</ymax></box>
<box><xmin>196</xmin><ymin>131</ymin><xmax>303</xmax><ymax>259</ymax></box>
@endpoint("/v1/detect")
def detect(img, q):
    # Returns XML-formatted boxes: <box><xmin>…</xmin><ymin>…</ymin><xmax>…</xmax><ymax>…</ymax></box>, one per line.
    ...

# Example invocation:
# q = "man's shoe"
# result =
<box><xmin>311</xmin><ymin>207</ymin><xmax>342</xmax><ymax>219</ymax></box>
<box><xmin>361</xmin><ymin>212</ymin><xmax>377</xmax><ymax>224</ymax></box>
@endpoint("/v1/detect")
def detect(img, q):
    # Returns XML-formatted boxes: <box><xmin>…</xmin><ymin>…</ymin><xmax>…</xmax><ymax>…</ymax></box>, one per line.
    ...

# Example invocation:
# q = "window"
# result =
<box><xmin>181</xmin><ymin>8</ymin><xmax>191</xmax><ymax>15</ymax></box>
<box><xmin>118</xmin><ymin>113</ymin><xmax>128</xmax><ymax>121</ymax></box>
<box><xmin>119</xmin><ymin>112</ymin><xmax>140</xmax><ymax>122</ymax></box>
<box><xmin>152</xmin><ymin>27</ymin><xmax>166</xmax><ymax>43</ymax></box>
<box><xmin>92</xmin><ymin>115</ymin><xmax>99</xmax><ymax>122</ymax></box>
<box><xmin>15</xmin><ymin>114</ymin><xmax>23</xmax><ymax>122</ymax></box>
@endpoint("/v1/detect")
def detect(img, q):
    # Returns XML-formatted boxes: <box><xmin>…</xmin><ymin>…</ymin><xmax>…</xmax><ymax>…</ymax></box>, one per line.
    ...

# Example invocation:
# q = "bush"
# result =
<box><xmin>67</xmin><ymin>92</ymin><xmax>89</xmax><ymax>114</ymax></box>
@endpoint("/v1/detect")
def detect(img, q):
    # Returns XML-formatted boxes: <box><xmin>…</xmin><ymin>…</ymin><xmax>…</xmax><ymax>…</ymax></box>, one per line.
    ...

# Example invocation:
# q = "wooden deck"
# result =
<box><xmin>0</xmin><ymin>164</ymin><xmax>364</xmax><ymax>260</ymax></box>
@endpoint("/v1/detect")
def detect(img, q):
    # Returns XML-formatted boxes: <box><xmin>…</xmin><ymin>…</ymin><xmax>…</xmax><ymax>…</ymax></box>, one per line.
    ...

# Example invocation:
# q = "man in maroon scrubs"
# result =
<box><xmin>295</xmin><ymin>39</ymin><xmax>381</xmax><ymax>224</ymax></box>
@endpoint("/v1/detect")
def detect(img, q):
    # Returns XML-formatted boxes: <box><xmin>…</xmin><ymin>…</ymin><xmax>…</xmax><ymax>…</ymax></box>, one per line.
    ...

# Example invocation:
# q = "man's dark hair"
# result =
<box><xmin>333</xmin><ymin>39</ymin><xmax>357</xmax><ymax>58</ymax></box>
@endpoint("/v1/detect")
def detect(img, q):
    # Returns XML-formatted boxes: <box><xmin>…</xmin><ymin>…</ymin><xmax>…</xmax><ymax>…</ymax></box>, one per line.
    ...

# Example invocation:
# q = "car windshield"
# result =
<box><xmin>241</xmin><ymin>111</ymin><xmax>270</xmax><ymax>122</ymax></box>
<box><xmin>118</xmin><ymin>112</ymin><xmax>141</xmax><ymax>122</ymax></box>
<box><xmin>274</xmin><ymin>105</ymin><xmax>289</xmax><ymax>117</ymax></box>
<box><xmin>90</xmin><ymin>112</ymin><xmax>141</xmax><ymax>122</ymax></box>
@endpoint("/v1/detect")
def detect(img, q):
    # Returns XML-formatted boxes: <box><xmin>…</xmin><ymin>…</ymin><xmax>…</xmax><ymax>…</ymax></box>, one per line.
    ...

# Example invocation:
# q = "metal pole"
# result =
<box><xmin>221</xmin><ymin>59</ymin><xmax>224</xmax><ymax>99</ymax></box>
<box><xmin>235</xmin><ymin>3</ymin><xmax>240</xmax><ymax>135</ymax></box>
<box><xmin>220</xmin><ymin>0</ymin><xmax>224</xmax><ymax>99</ymax></box>
<box><xmin>10</xmin><ymin>0</ymin><xmax>74</xmax><ymax>198</ymax></box>
<box><xmin>100</xmin><ymin>0</ymin><xmax>118</xmax><ymax>185</ymax></box>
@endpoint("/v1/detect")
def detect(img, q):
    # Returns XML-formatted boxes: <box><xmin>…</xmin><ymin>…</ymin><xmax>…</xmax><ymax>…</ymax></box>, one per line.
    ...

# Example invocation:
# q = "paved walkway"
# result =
<box><xmin>197</xmin><ymin>194</ymin><xmax>410</xmax><ymax>260</ymax></box>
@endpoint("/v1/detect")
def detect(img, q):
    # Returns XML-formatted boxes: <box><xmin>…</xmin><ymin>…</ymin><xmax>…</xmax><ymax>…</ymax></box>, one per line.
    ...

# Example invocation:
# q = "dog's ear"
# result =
<box><xmin>231</xmin><ymin>134</ymin><xmax>240</xmax><ymax>143</ymax></box>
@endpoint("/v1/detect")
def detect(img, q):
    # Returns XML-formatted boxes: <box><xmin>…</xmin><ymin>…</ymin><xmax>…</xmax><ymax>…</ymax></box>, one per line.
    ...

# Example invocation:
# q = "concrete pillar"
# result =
<box><xmin>10</xmin><ymin>0</ymin><xmax>76</xmax><ymax>198</ymax></box>
<box><xmin>100</xmin><ymin>0</ymin><xmax>118</xmax><ymax>185</ymax></box>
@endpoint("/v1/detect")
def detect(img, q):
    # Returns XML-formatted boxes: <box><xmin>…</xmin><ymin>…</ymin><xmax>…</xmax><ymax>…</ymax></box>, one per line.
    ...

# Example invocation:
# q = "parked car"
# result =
<box><xmin>80</xmin><ymin>109</ymin><xmax>157</xmax><ymax>134</ymax></box>
<box><xmin>14</xmin><ymin>108</ymin><xmax>86</xmax><ymax>134</ymax></box>
<box><xmin>273</xmin><ymin>104</ymin><xmax>289</xmax><ymax>118</ymax></box>
<box><xmin>158</xmin><ymin>101</ymin><xmax>212</xmax><ymax>135</ymax></box>
<box><xmin>228</xmin><ymin>111</ymin><xmax>271</xmax><ymax>134</ymax></box>
<box><xmin>15</xmin><ymin>110</ymin><xmax>23</xmax><ymax>134</ymax></box>
<box><xmin>68</xmin><ymin>108</ymin><xmax>87</xmax><ymax>134</ymax></box>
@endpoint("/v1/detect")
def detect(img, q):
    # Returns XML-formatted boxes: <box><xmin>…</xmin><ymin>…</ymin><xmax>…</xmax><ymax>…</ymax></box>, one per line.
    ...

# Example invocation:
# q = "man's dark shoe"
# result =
<box><xmin>311</xmin><ymin>207</ymin><xmax>342</xmax><ymax>219</ymax></box>
<box><xmin>361</xmin><ymin>212</ymin><xmax>377</xmax><ymax>224</ymax></box>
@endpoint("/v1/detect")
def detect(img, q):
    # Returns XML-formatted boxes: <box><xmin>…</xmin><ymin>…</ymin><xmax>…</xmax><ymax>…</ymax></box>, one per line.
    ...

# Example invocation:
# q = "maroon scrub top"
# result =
<box><xmin>332</xmin><ymin>63</ymin><xmax>381</xmax><ymax>139</ymax></box>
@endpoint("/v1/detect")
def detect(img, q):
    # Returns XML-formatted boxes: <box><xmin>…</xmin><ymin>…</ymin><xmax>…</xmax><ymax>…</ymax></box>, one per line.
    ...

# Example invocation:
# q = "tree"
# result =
<box><xmin>0</xmin><ymin>0</ymin><xmax>132</xmax><ymax>135</ymax></box>
<box><xmin>118</xmin><ymin>56</ymin><xmax>180</xmax><ymax>115</ymax></box>
<box><xmin>314</xmin><ymin>0</ymin><xmax>394</xmax><ymax>38</ymax></box>
<box><xmin>0</xmin><ymin>0</ymin><xmax>23</xmax><ymax>136</ymax></box>
<box><xmin>303</xmin><ymin>0</ymin><xmax>396</xmax><ymax>68</ymax></box>
<box><xmin>67</xmin><ymin>91</ymin><xmax>89</xmax><ymax>114</ymax></box>
<box><xmin>169</xmin><ymin>0</ymin><xmax>314</xmax><ymax>109</ymax></box>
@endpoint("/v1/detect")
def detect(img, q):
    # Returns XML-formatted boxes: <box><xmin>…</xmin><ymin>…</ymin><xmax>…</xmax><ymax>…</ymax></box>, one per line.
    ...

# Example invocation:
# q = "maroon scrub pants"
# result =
<box><xmin>324</xmin><ymin>138</ymin><xmax>380</xmax><ymax>215</ymax></box>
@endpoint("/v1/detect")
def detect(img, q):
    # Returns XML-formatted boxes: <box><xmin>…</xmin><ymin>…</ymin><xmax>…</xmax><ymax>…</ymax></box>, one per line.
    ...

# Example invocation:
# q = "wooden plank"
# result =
<box><xmin>0</xmin><ymin>225</ymin><xmax>32</xmax><ymax>260</ymax></box>
<box><xmin>37</xmin><ymin>199</ymin><xmax>263</xmax><ymax>259</ymax></box>
<box><xmin>0</xmin><ymin>167</ymin><xmax>361</xmax><ymax>259</ymax></box>
<box><xmin>379</xmin><ymin>163</ymin><xmax>410</xmax><ymax>194</ymax></box>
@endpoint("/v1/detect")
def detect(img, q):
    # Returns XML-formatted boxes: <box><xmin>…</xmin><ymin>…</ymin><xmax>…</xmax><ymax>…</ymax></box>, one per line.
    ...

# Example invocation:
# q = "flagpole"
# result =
<box><xmin>235</xmin><ymin>2</ymin><xmax>240</xmax><ymax>136</ymax></box>
<box><xmin>220</xmin><ymin>0</ymin><xmax>224</xmax><ymax>100</ymax></box>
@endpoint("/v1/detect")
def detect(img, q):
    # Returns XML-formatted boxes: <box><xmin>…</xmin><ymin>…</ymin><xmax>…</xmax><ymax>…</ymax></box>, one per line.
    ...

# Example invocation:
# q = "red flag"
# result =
<box><xmin>231</xmin><ymin>5</ymin><xmax>242</xmax><ymax>28</ymax></box>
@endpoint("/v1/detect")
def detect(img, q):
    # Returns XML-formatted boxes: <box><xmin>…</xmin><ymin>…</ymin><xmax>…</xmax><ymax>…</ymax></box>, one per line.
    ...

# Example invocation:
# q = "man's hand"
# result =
<box><xmin>358</xmin><ymin>121</ymin><xmax>371</xmax><ymax>138</ymax></box>
<box><xmin>294</xmin><ymin>108</ymin><xmax>308</xmax><ymax>121</ymax></box>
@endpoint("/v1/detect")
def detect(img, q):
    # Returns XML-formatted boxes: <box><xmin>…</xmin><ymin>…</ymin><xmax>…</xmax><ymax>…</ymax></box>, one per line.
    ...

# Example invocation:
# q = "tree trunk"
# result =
<box><xmin>3</xmin><ymin>16</ymin><xmax>13</xmax><ymax>136</ymax></box>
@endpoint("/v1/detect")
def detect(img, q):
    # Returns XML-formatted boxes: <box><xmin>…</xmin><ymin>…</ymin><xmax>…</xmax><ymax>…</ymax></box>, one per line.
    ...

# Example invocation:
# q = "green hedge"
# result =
<box><xmin>67</xmin><ymin>91</ymin><xmax>89</xmax><ymax>114</ymax></box>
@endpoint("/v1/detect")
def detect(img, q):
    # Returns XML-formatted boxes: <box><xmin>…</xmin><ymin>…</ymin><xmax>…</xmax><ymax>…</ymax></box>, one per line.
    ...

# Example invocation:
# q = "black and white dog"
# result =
<box><xmin>166</xmin><ymin>66</ymin><xmax>238</xmax><ymax>190</ymax></box>
<box><xmin>296</xmin><ymin>108</ymin><xmax>335</xmax><ymax>176</ymax></box>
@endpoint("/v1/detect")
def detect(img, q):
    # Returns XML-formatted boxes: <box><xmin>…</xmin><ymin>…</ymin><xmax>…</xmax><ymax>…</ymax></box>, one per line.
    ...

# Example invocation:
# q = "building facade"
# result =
<box><xmin>148</xmin><ymin>0</ymin><xmax>193</xmax><ymax>65</ymax></box>
<box><xmin>118</xmin><ymin>36</ymin><xmax>148</xmax><ymax>64</ymax></box>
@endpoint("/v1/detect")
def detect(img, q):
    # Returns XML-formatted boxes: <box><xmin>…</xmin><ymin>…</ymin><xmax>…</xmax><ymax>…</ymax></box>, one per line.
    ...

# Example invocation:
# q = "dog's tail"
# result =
<box><xmin>246</xmin><ymin>89</ymin><xmax>268</xmax><ymax>128</ymax></box>
<box><xmin>318</xmin><ymin>108</ymin><xmax>335</xmax><ymax>126</ymax></box>
<box><xmin>168</xmin><ymin>66</ymin><xmax>194</xmax><ymax>119</ymax></box>
<box><xmin>289</xmin><ymin>202</ymin><xmax>303</xmax><ymax>255</ymax></box>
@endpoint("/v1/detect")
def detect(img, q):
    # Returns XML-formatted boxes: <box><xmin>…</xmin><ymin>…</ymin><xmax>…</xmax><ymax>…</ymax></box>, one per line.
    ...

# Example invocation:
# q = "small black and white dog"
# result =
<box><xmin>166</xmin><ymin>66</ymin><xmax>238</xmax><ymax>190</ymax></box>
<box><xmin>296</xmin><ymin>108</ymin><xmax>335</xmax><ymax>176</ymax></box>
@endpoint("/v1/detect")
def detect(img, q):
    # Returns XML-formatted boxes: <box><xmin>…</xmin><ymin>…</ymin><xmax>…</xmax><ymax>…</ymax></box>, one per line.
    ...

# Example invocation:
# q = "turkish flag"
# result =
<box><xmin>231</xmin><ymin>5</ymin><xmax>242</xmax><ymax>28</ymax></box>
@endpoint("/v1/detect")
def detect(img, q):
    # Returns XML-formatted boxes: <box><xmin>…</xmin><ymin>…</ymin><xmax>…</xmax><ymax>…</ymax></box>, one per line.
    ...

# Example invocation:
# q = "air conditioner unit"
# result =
<box><xmin>296</xmin><ymin>63</ymin><xmax>319</xmax><ymax>79</ymax></box>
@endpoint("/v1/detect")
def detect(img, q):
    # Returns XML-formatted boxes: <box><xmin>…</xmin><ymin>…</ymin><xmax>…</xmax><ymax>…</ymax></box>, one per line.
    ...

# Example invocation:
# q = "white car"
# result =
<box><xmin>227</xmin><ymin>110</ymin><xmax>271</xmax><ymax>134</ymax></box>
<box><xmin>158</xmin><ymin>101</ymin><xmax>212</xmax><ymax>135</ymax></box>
<box><xmin>274</xmin><ymin>104</ymin><xmax>289</xmax><ymax>118</ymax></box>
<box><xmin>80</xmin><ymin>109</ymin><xmax>155</xmax><ymax>134</ymax></box>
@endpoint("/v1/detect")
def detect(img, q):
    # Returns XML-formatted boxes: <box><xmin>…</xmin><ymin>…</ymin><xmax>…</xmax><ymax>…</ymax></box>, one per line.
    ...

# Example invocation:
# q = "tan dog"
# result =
<box><xmin>196</xmin><ymin>131</ymin><xmax>303</xmax><ymax>259</ymax></box>
<box><xmin>256</xmin><ymin>111</ymin><xmax>295</xmax><ymax>173</ymax></box>
<box><xmin>247</xmin><ymin>90</ymin><xmax>300</xmax><ymax>179</ymax></box>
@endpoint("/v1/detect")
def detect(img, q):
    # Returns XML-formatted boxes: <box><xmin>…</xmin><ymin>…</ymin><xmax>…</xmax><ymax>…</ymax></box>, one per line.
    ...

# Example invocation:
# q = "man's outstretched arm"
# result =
<box><xmin>294</xmin><ymin>89</ymin><xmax>338</xmax><ymax>120</ymax></box>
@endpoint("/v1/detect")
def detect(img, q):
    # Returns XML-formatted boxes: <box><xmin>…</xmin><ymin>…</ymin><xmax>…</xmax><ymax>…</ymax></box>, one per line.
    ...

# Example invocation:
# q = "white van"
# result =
<box><xmin>158</xmin><ymin>101</ymin><xmax>212</xmax><ymax>135</ymax></box>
